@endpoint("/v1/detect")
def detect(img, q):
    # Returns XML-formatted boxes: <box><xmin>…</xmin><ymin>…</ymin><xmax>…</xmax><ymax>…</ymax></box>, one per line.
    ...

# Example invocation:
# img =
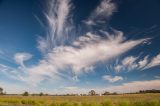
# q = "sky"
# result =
<box><xmin>0</xmin><ymin>0</ymin><xmax>160</xmax><ymax>94</ymax></box>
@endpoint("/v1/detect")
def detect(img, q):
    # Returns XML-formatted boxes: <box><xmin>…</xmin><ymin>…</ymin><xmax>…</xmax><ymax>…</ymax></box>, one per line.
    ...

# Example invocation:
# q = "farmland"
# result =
<box><xmin>0</xmin><ymin>93</ymin><xmax>160</xmax><ymax>106</ymax></box>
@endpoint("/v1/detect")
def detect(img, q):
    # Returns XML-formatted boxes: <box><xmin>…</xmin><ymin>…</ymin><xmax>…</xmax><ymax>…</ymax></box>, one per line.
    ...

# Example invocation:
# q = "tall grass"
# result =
<box><xmin>0</xmin><ymin>94</ymin><xmax>159</xmax><ymax>106</ymax></box>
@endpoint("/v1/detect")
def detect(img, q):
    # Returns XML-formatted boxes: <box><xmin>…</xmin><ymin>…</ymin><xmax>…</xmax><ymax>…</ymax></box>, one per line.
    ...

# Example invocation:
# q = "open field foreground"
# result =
<box><xmin>0</xmin><ymin>94</ymin><xmax>160</xmax><ymax>106</ymax></box>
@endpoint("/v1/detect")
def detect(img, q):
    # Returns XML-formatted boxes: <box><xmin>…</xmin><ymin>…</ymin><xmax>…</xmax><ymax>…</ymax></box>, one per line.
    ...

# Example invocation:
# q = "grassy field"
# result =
<box><xmin>0</xmin><ymin>93</ymin><xmax>160</xmax><ymax>106</ymax></box>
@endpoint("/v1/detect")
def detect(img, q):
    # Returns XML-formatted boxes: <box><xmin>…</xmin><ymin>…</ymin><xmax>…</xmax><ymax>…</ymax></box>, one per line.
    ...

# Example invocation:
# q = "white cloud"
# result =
<box><xmin>93</xmin><ymin>0</ymin><xmax>116</xmax><ymax>18</ymax></box>
<box><xmin>82</xmin><ymin>20</ymin><xmax>96</xmax><ymax>26</ymax></box>
<box><xmin>34</xmin><ymin>0</ymin><xmax>149</xmax><ymax>85</ymax></box>
<box><xmin>114</xmin><ymin>65</ymin><xmax>123</xmax><ymax>72</ymax></box>
<box><xmin>0</xmin><ymin>50</ymin><xmax>14</xmax><ymax>63</ymax></box>
<box><xmin>5</xmin><ymin>30</ymin><xmax>147</xmax><ymax>86</ymax></box>
<box><xmin>38</xmin><ymin>0</ymin><xmax>72</xmax><ymax>53</ymax></box>
<box><xmin>114</xmin><ymin>56</ymin><xmax>139</xmax><ymax>72</ymax></box>
<box><xmin>1</xmin><ymin>63</ymin><xmax>159</xmax><ymax>94</ymax></box>
<box><xmin>0</xmin><ymin>64</ymin><xmax>13</xmax><ymax>73</ymax></box>
<box><xmin>37</xmin><ymin>37</ymin><xmax>49</xmax><ymax>54</ymax></box>
<box><xmin>36</xmin><ymin>30</ymin><xmax>146</xmax><ymax>76</ymax></box>
<box><xmin>138</xmin><ymin>56</ymin><xmax>149</xmax><ymax>69</ymax></box>
<box><xmin>0</xmin><ymin>64</ymin><xmax>26</xmax><ymax>82</ymax></box>
<box><xmin>122</xmin><ymin>56</ymin><xmax>138</xmax><ymax>71</ymax></box>
<box><xmin>14</xmin><ymin>52</ymin><xmax>32</xmax><ymax>67</ymax></box>
<box><xmin>64</xmin><ymin>86</ymin><xmax>79</xmax><ymax>90</ymax></box>
<box><xmin>0</xmin><ymin>0</ymin><xmax>153</xmax><ymax>87</ymax></box>
<box><xmin>114</xmin><ymin>53</ymin><xmax>160</xmax><ymax>72</ymax></box>
<box><xmin>84</xmin><ymin>0</ymin><xmax>116</xmax><ymax>25</ymax></box>
<box><xmin>102</xmin><ymin>75</ymin><xmax>123</xmax><ymax>83</ymax></box>
<box><xmin>106</xmin><ymin>80</ymin><xmax>160</xmax><ymax>93</ymax></box>
<box><xmin>144</xmin><ymin>54</ymin><xmax>160</xmax><ymax>69</ymax></box>
<box><xmin>122</xmin><ymin>56</ymin><xmax>137</xmax><ymax>66</ymax></box>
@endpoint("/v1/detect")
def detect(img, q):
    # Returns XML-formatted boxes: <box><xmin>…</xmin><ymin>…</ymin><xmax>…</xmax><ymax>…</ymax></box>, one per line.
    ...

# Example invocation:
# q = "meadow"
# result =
<box><xmin>0</xmin><ymin>93</ymin><xmax>160</xmax><ymax>106</ymax></box>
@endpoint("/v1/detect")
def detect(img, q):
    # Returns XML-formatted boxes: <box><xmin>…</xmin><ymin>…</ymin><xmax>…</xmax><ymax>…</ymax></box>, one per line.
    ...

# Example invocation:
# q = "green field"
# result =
<box><xmin>0</xmin><ymin>94</ymin><xmax>160</xmax><ymax>106</ymax></box>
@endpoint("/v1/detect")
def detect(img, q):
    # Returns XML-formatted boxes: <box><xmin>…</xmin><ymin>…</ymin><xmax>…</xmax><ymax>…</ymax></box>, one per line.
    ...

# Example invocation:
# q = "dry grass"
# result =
<box><xmin>0</xmin><ymin>93</ymin><xmax>160</xmax><ymax>106</ymax></box>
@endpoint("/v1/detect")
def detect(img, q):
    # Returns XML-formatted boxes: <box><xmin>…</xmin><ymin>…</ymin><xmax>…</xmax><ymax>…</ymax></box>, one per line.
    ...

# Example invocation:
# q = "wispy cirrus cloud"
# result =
<box><xmin>44</xmin><ymin>30</ymin><xmax>147</xmax><ymax>75</ymax></box>
<box><xmin>114</xmin><ymin>56</ymin><xmax>139</xmax><ymax>72</ymax></box>
<box><xmin>38</xmin><ymin>0</ymin><xmax>73</xmax><ymax>53</ymax></box>
<box><xmin>1</xmin><ymin>0</ymin><xmax>150</xmax><ymax>86</ymax></box>
<box><xmin>0</xmin><ymin>50</ymin><xmax>14</xmax><ymax>63</ymax></box>
<box><xmin>0</xmin><ymin>64</ymin><xmax>23</xmax><ymax>81</ymax></box>
<box><xmin>14</xmin><ymin>52</ymin><xmax>32</xmax><ymax>67</ymax></box>
<box><xmin>114</xmin><ymin>53</ymin><xmax>160</xmax><ymax>72</ymax></box>
<box><xmin>2</xmin><ymin>30</ymin><xmax>148</xmax><ymax>86</ymax></box>
<box><xmin>22</xmin><ymin>30</ymin><xmax>148</xmax><ymax>85</ymax></box>
<box><xmin>102</xmin><ymin>75</ymin><xmax>123</xmax><ymax>83</ymax></box>
<box><xmin>83</xmin><ymin>0</ymin><xmax>116</xmax><ymax>25</ymax></box>
<box><xmin>0</xmin><ymin>0</ymin><xmax>152</xmax><ymax>87</ymax></box>
<box><xmin>138</xmin><ymin>56</ymin><xmax>149</xmax><ymax>69</ymax></box>
<box><xmin>144</xmin><ymin>53</ymin><xmax>160</xmax><ymax>69</ymax></box>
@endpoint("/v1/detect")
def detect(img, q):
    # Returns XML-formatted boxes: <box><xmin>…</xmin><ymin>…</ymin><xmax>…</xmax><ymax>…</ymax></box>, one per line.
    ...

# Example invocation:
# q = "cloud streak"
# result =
<box><xmin>102</xmin><ymin>75</ymin><xmax>123</xmax><ymax>83</ymax></box>
<box><xmin>1</xmin><ymin>30</ymin><xmax>149</xmax><ymax>86</ymax></box>
<box><xmin>14</xmin><ymin>52</ymin><xmax>32</xmax><ymax>67</ymax></box>
<box><xmin>114</xmin><ymin>53</ymin><xmax>160</xmax><ymax>72</ymax></box>
<box><xmin>38</xmin><ymin>0</ymin><xmax>73</xmax><ymax>53</ymax></box>
<box><xmin>17</xmin><ymin>30</ymin><xmax>148</xmax><ymax>85</ymax></box>
<box><xmin>83</xmin><ymin>0</ymin><xmax>116</xmax><ymax>25</ymax></box>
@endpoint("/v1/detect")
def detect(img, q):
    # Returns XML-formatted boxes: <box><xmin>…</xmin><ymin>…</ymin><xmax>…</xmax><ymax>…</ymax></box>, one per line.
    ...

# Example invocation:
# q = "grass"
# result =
<box><xmin>0</xmin><ymin>93</ymin><xmax>160</xmax><ymax>106</ymax></box>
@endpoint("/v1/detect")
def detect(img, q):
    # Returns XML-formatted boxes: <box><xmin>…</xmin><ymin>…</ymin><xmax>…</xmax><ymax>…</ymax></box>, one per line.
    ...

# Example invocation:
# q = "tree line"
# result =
<box><xmin>138</xmin><ymin>89</ymin><xmax>160</xmax><ymax>93</ymax></box>
<box><xmin>0</xmin><ymin>87</ymin><xmax>160</xmax><ymax>96</ymax></box>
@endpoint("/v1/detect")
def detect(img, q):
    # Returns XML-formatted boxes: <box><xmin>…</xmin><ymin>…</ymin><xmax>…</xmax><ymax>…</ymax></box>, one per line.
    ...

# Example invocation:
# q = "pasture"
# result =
<box><xmin>0</xmin><ymin>93</ymin><xmax>160</xmax><ymax>106</ymax></box>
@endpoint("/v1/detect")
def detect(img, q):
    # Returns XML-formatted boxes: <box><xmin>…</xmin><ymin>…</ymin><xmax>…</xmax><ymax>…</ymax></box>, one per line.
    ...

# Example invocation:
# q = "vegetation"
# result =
<box><xmin>39</xmin><ymin>92</ymin><xmax>44</xmax><ymax>96</ymax></box>
<box><xmin>0</xmin><ymin>87</ymin><xmax>3</xmax><ymax>95</ymax></box>
<box><xmin>88</xmin><ymin>90</ymin><xmax>96</xmax><ymax>96</ymax></box>
<box><xmin>138</xmin><ymin>89</ymin><xmax>160</xmax><ymax>93</ymax></box>
<box><xmin>23</xmin><ymin>91</ymin><xmax>29</xmax><ymax>96</ymax></box>
<box><xmin>0</xmin><ymin>93</ymin><xmax>159</xmax><ymax>106</ymax></box>
<box><xmin>0</xmin><ymin>87</ymin><xmax>5</xmax><ymax>95</ymax></box>
<box><xmin>0</xmin><ymin>87</ymin><xmax>160</xmax><ymax>106</ymax></box>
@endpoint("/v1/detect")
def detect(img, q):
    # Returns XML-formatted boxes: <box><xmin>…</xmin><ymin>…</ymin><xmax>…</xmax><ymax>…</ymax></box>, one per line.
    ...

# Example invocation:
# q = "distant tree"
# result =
<box><xmin>0</xmin><ymin>87</ymin><xmax>3</xmax><ymax>95</ymax></box>
<box><xmin>112</xmin><ymin>92</ymin><xmax>118</xmax><ymax>95</ymax></box>
<box><xmin>88</xmin><ymin>90</ymin><xmax>96</xmax><ymax>96</ymax></box>
<box><xmin>80</xmin><ymin>94</ymin><xmax>87</xmax><ymax>96</ymax></box>
<box><xmin>102</xmin><ymin>91</ymin><xmax>110</xmax><ymax>95</ymax></box>
<box><xmin>138</xmin><ymin>89</ymin><xmax>160</xmax><ymax>93</ymax></box>
<box><xmin>45</xmin><ymin>93</ymin><xmax>48</xmax><ymax>96</ymax></box>
<box><xmin>23</xmin><ymin>91</ymin><xmax>29</xmax><ymax>96</ymax></box>
<box><xmin>139</xmin><ymin>90</ymin><xmax>144</xmax><ymax>93</ymax></box>
<box><xmin>39</xmin><ymin>92</ymin><xmax>43</xmax><ymax>96</ymax></box>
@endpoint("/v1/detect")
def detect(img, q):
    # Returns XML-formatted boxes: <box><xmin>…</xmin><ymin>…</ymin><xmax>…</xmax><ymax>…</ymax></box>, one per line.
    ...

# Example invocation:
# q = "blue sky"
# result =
<box><xmin>0</xmin><ymin>0</ymin><xmax>160</xmax><ymax>94</ymax></box>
